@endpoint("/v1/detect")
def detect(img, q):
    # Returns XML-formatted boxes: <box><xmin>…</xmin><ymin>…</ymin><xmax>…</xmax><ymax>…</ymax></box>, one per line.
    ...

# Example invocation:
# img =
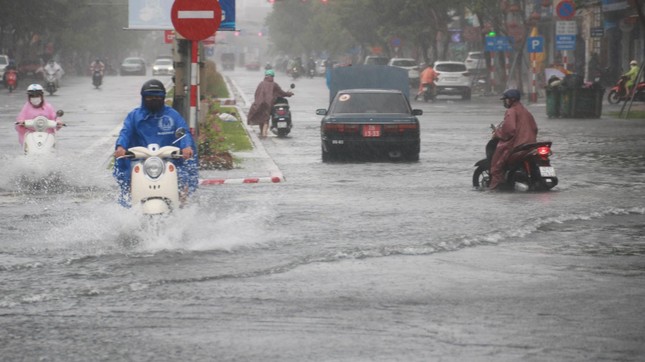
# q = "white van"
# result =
<box><xmin>0</xmin><ymin>55</ymin><xmax>10</xmax><ymax>78</ymax></box>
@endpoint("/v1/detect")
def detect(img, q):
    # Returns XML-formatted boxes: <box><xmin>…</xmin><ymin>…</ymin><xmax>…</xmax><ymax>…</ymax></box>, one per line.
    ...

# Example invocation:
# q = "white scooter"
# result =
<box><xmin>44</xmin><ymin>70</ymin><xmax>59</xmax><ymax>95</ymax></box>
<box><xmin>121</xmin><ymin>128</ymin><xmax>188</xmax><ymax>215</ymax></box>
<box><xmin>16</xmin><ymin>110</ymin><xmax>65</xmax><ymax>156</ymax></box>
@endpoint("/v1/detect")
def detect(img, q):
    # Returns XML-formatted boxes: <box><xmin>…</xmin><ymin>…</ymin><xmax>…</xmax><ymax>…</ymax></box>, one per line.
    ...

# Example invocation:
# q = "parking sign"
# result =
<box><xmin>527</xmin><ymin>36</ymin><xmax>544</xmax><ymax>53</ymax></box>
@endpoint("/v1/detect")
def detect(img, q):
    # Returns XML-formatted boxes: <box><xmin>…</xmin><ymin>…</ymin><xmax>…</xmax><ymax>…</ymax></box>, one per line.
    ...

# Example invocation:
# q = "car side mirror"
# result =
<box><xmin>412</xmin><ymin>109</ymin><xmax>423</xmax><ymax>116</ymax></box>
<box><xmin>316</xmin><ymin>109</ymin><xmax>327</xmax><ymax>116</ymax></box>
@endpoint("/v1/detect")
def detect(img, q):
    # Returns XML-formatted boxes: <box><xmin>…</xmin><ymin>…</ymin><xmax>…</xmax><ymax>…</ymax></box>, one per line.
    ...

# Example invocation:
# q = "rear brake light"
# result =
<box><xmin>463</xmin><ymin>72</ymin><xmax>471</xmax><ymax>77</ymax></box>
<box><xmin>383</xmin><ymin>124</ymin><xmax>418</xmax><ymax>132</ymax></box>
<box><xmin>324</xmin><ymin>124</ymin><xmax>359</xmax><ymax>133</ymax></box>
<box><xmin>276</xmin><ymin>109</ymin><xmax>287</xmax><ymax>116</ymax></box>
<box><xmin>537</xmin><ymin>146</ymin><xmax>551</xmax><ymax>156</ymax></box>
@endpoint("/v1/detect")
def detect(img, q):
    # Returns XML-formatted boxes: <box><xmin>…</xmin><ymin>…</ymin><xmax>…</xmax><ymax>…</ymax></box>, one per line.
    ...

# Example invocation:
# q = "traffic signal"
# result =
<box><xmin>487</xmin><ymin>31</ymin><xmax>496</xmax><ymax>37</ymax></box>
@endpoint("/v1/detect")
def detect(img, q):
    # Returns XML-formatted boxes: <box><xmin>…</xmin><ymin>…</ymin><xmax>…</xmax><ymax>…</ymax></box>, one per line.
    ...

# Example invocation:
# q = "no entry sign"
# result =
<box><xmin>171</xmin><ymin>0</ymin><xmax>222</xmax><ymax>41</ymax></box>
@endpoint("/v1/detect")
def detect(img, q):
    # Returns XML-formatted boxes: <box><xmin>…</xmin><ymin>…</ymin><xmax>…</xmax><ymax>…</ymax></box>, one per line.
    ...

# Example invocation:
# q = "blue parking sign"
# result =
<box><xmin>527</xmin><ymin>36</ymin><xmax>544</xmax><ymax>53</ymax></box>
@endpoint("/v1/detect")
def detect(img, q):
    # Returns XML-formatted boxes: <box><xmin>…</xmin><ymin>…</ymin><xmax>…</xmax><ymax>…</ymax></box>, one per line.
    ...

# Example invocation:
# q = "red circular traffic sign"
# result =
<box><xmin>556</xmin><ymin>0</ymin><xmax>576</xmax><ymax>20</ymax></box>
<box><xmin>171</xmin><ymin>0</ymin><xmax>222</xmax><ymax>41</ymax></box>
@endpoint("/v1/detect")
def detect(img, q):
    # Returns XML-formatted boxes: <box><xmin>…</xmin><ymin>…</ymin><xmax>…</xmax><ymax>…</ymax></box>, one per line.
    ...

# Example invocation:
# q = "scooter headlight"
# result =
<box><xmin>34</xmin><ymin>117</ymin><xmax>48</xmax><ymax>132</ymax></box>
<box><xmin>143</xmin><ymin>157</ymin><xmax>165</xmax><ymax>179</ymax></box>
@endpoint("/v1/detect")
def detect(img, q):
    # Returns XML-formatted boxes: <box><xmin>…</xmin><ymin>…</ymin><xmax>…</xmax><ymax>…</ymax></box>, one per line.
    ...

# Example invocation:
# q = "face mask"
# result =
<box><xmin>29</xmin><ymin>97</ymin><xmax>42</xmax><ymax>107</ymax></box>
<box><xmin>144</xmin><ymin>98</ymin><xmax>164</xmax><ymax>113</ymax></box>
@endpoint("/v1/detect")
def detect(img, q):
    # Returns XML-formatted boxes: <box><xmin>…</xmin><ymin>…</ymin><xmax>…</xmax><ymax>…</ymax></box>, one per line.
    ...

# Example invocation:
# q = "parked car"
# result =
<box><xmin>433</xmin><ymin>61</ymin><xmax>472</xmax><ymax>100</ymax></box>
<box><xmin>0</xmin><ymin>54</ymin><xmax>9</xmax><ymax>78</ymax></box>
<box><xmin>245</xmin><ymin>60</ymin><xmax>261</xmax><ymax>71</ymax></box>
<box><xmin>152</xmin><ymin>58</ymin><xmax>174</xmax><ymax>76</ymax></box>
<box><xmin>120</xmin><ymin>57</ymin><xmax>146</xmax><ymax>76</ymax></box>
<box><xmin>18</xmin><ymin>59</ymin><xmax>43</xmax><ymax>79</ymax></box>
<box><xmin>364</xmin><ymin>55</ymin><xmax>389</xmax><ymax>66</ymax></box>
<box><xmin>387</xmin><ymin>58</ymin><xmax>420</xmax><ymax>86</ymax></box>
<box><xmin>317</xmin><ymin>89</ymin><xmax>422</xmax><ymax>162</ymax></box>
<box><xmin>464</xmin><ymin>51</ymin><xmax>486</xmax><ymax>72</ymax></box>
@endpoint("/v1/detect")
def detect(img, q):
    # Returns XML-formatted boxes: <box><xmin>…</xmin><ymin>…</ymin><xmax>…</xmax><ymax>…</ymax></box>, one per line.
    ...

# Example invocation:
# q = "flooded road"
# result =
<box><xmin>1</xmin><ymin>70</ymin><xmax>644</xmax><ymax>361</ymax></box>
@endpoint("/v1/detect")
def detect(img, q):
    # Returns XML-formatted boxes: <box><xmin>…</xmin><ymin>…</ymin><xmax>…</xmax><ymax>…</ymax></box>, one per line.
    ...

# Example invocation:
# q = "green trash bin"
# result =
<box><xmin>571</xmin><ymin>87</ymin><xmax>604</xmax><ymax>118</ymax></box>
<box><xmin>545</xmin><ymin>88</ymin><xmax>560</xmax><ymax>118</ymax></box>
<box><xmin>559</xmin><ymin>89</ymin><xmax>573</xmax><ymax>117</ymax></box>
<box><xmin>558</xmin><ymin>87</ymin><xmax>604</xmax><ymax>118</ymax></box>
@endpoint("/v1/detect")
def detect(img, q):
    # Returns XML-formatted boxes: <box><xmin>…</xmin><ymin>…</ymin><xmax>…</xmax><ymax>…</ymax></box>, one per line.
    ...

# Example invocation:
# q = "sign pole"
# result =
<box><xmin>563</xmin><ymin>50</ymin><xmax>568</xmax><ymax>71</ymax></box>
<box><xmin>190</xmin><ymin>40</ymin><xmax>199</xmax><ymax>136</ymax></box>
<box><xmin>531</xmin><ymin>59</ymin><xmax>537</xmax><ymax>103</ymax></box>
<box><xmin>489</xmin><ymin>52</ymin><xmax>496</xmax><ymax>93</ymax></box>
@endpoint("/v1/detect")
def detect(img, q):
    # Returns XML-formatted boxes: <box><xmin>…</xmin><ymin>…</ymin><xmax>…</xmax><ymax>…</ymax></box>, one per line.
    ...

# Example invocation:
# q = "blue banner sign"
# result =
<box><xmin>485</xmin><ymin>36</ymin><xmax>513</xmax><ymax>52</ymax></box>
<box><xmin>129</xmin><ymin>0</ymin><xmax>235</xmax><ymax>31</ymax></box>
<box><xmin>555</xmin><ymin>35</ymin><xmax>576</xmax><ymax>50</ymax></box>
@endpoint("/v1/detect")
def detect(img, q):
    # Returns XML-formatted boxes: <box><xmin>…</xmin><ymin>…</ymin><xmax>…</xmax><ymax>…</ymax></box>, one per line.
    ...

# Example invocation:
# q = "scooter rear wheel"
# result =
<box><xmin>607</xmin><ymin>90</ymin><xmax>621</xmax><ymax>104</ymax></box>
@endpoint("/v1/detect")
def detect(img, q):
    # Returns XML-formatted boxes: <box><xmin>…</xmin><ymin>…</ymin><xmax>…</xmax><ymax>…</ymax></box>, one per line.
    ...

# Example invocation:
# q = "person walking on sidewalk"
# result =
<box><xmin>247</xmin><ymin>69</ymin><xmax>293</xmax><ymax>138</ymax></box>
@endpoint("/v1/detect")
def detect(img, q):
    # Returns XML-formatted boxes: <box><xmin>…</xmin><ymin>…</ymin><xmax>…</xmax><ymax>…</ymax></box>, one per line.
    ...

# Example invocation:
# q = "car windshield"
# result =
<box><xmin>366</xmin><ymin>57</ymin><xmax>388</xmax><ymax>65</ymax></box>
<box><xmin>0</xmin><ymin>58</ymin><xmax>7</xmax><ymax>65</ymax></box>
<box><xmin>125</xmin><ymin>58</ymin><xmax>141</xmax><ymax>64</ymax></box>
<box><xmin>468</xmin><ymin>53</ymin><xmax>483</xmax><ymax>60</ymax></box>
<box><xmin>330</xmin><ymin>92</ymin><xmax>410</xmax><ymax>114</ymax></box>
<box><xmin>391</xmin><ymin>60</ymin><xmax>416</xmax><ymax>67</ymax></box>
<box><xmin>435</xmin><ymin>63</ymin><xmax>467</xmax><ymax>72</ymax></box>
<box><xmin>155</xmin><ymin>59</ymin><xmax>172</xmax><ymax>66</ymax></box>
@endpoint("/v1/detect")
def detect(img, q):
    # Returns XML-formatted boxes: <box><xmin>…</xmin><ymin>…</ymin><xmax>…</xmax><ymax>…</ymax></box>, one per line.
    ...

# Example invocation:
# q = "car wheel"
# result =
<box><xmin>322</xmin><ymin>147</ymin><xmax>335</xmax><ymax>163</ymax></box>
<box><xmin>405</xmin><ymin>152</ymin><xmax>419</xmax><ymax>162</ymax></box>
<box><xmin>462</xmin><ymin>89</ymin><xmax>471</xmax><ymax>100</ymax></box>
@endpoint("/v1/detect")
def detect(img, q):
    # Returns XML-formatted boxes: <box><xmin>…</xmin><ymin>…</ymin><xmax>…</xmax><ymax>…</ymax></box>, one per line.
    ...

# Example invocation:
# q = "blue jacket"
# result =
<box><xmin>116</xmin><ymin>105</ymin><xmax>194</xmax><ymax>151</ymax></box>
<box><xmin>113</xmin><ymin>104</ymin><xmax>199</xmax><ymax>206</ymax></box>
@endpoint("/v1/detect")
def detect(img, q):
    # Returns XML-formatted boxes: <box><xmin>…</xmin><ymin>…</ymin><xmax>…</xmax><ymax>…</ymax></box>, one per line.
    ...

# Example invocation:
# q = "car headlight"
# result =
<box><xmin>143</xmin><ymin>157</ymin><xmax>165</xmax><ymax>179</ymax></box>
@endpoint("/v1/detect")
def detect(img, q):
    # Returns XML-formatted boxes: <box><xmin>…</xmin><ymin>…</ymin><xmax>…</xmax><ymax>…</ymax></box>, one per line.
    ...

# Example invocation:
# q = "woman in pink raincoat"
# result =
<box><xmin>247</xmin><ymin>69</ymin><xmax>293</xmax><ymax>138</ymax></box>
<box><xmin>15</xmin><ymin>84</ymin><xmax>63</xmax><ymax>146</ymax></box>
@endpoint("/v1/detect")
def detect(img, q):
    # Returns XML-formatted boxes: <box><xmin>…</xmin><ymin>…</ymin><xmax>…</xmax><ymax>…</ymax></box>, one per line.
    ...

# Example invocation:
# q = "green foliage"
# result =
<box><xmin>198</xmin><ymin>103</ymin><xmax>252</xmax><ymax>157</ymax></box>
<box><xmin>202</xmin><ymin>60</ymin><xmax>230</xmax><ymax>99</ymax></box>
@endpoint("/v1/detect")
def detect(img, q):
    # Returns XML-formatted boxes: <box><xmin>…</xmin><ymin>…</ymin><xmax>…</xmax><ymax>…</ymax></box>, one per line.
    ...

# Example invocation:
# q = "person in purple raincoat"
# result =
<box><xmin>489</xmin><ymin>89</ymin><xmax>538</xmax><ymax>190</ymax></box>
<box><xmin>247</xmin><ymin>69</ymin><xmax>293</xmax><ymax>138</ymax></box>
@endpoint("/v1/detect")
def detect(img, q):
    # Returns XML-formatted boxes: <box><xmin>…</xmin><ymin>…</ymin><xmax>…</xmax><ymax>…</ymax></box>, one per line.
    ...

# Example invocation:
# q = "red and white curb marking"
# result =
<box><xmin>199</xmin><ymin>174</ymin><xmax>284</xmax><ymax>185</ymax></box>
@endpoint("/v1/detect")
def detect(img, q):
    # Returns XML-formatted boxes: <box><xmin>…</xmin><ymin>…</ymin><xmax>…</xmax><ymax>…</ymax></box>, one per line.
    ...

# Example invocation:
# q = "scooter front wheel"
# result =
<box><xmin>472</xmin><ymin>165</ymin><xmax>490</xmax><ymax>189</ymax></box>
<box><xmin>607</xmin><ymin>90</ymin><xmax>621</xmax><ymax>104</ymax></box>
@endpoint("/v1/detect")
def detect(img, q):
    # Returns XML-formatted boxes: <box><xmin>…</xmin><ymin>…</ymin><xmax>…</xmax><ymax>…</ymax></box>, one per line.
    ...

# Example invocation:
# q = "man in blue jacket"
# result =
<box><xmin>113</xmin><ymin>79</ymin><xmax>198</xmax><ymax>207</ymax></box>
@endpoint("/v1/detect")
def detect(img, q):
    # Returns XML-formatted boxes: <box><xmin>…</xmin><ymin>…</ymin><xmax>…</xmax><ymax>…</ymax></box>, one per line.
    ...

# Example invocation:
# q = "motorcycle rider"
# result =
<box><xmin>41</xmin><ymin>59</ymin><xmax>64</xmax><ymax>88</ymax></box>
<box><xmin>623</xmin><ymin>60</ymin><xmax>639</xmax><ymax>96</ymax></box>
<box><xmin>113</xmin><ymin>79</ymin><xmax>198</xmax><ymax>207</ymax></box>
<box><xmin>90</xmin><ymin>58</ymin><xmax>105</xmax><ymax>76</ymax></box>
<box><xmin>415</xmin><ymin>63</ymin><xmax>437</xmax><ymax>101</ymax></box>
<box><xmin>15</xmin><ymin>84</ymin><xmax>64</xmax><ymax>147</ymax></box>
<box><xmin>489</xmin><ymin>89</ymin><xmax>538</xmax><ymax>191</ymax></box>
<box><xmin>247</xmin><ymin>69</ymin><xmax>293</xmax><ymax>138</ymax></box>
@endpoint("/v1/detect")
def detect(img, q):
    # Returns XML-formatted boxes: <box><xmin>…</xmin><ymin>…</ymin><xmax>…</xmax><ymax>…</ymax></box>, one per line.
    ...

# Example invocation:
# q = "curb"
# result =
<box><xmin>198</xmin><ymin>76</ymin><xmax>285</xmax><ymax>186</ymax></box>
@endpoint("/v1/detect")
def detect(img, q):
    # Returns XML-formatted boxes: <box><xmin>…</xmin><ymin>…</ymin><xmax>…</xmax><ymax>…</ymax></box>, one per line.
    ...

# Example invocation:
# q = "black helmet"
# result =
<box><xmin>140</xmin><ymin>79</ymin><xmax>166</xmax><ymax>97</ymax></box>
<box><xmin>500</xmin><ymin>89</ymin><xmax>521</xmax><ymax>101</ymax></box>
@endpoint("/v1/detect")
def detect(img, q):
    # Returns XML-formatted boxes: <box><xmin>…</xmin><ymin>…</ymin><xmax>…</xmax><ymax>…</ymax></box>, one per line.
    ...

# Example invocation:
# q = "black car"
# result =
<box><xmin>317</xmin><ymin>89</ymin><xmax>422</xmax><ymax>162</ymax></box>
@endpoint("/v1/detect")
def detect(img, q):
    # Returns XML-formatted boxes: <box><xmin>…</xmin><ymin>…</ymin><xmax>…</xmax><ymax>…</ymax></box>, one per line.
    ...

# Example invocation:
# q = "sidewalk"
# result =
<box><xmin>198</xmin><ymin>77</ymin><xmax>283</xmax><ymax>186</ymax></box>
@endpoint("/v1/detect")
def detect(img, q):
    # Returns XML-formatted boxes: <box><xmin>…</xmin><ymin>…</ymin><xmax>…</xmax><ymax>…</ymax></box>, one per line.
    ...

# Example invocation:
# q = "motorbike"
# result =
<box><xmin>420</xmin><ymin>82</ymin><xmax>435</xmax><ymax>102</ymax></box>
<box><xmin>44</xmin><ymin>70</ymin><xmax>58</xmax><ymax>95</ymax></box>
<box><xmin>5</xmin><ymin>69</ymin><xmax>17</xmax><ymax>92</ymax></box>
<box><xmin>289</xmin><ymin>65</ymin><xmax>301</xmax><ymax>80</ymax></box>
<box><xmin>607</xmin><ymin>75</ymin><xmax>645</xmax><ymax>104</ymax></box>
<box><xmin>472</xmin><ymin>124</ymin><xmax>558</xmax><ymax>192</ymax></box>
<box><xmin>15</xmin><ymin>110</ymin><xmax>65</xmax><ymax>156</ymax></box>
<box><xmin>120</xmin><ymin>128</ymin><xmax>188</xmax><ymax>215</ymax></box>
<box><xmin>92</xmin><ymin>69</ymin><xmax>103</xmax><ymax>89</ymax></box>
<box><xmin>270</xmin><ymin>84</ymin><xmax>295</xmax><ymax>137</ymax></box>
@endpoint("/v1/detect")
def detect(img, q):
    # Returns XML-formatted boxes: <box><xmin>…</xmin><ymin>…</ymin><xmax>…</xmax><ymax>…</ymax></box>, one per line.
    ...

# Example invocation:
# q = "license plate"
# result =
<box><xmin>539</xmin><ymin>166</ymin><xmax>556</xmax><ymax>177</ymax></box>
<box><xmin>444</xmin><ymin>77</ymin><xmax>458</xmax><ymax>82</ymax></box>
<box><xmin>362</xmin><ymin>125</ymin><xmax>381</xmax><ymax>137</ymax></box>
<box><xmin>277</xmin><ymin>121</ymin><xmax>287</xmax><ymax>128</ymax></box>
